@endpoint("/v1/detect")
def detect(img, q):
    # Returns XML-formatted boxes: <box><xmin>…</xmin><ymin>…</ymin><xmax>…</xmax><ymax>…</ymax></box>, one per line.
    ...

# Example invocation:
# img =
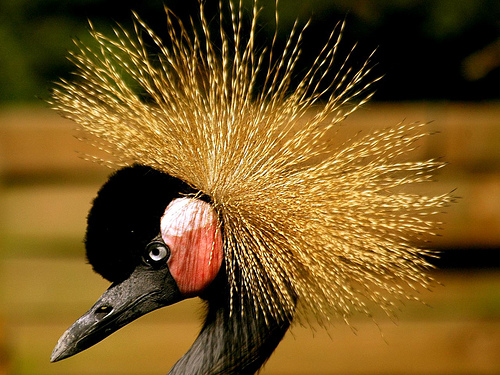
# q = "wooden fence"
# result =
<box><xmin>1</xmin><ymin>103</ymin><xmax>499</xmax><ymax>374</ymax></box>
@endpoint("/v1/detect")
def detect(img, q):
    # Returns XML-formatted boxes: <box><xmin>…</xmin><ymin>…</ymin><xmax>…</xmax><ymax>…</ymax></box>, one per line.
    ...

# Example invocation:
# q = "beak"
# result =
<box><xmin>50</xmin><ymin>263</ymin><xmax>181</xmax><ymax>362</ymax></box>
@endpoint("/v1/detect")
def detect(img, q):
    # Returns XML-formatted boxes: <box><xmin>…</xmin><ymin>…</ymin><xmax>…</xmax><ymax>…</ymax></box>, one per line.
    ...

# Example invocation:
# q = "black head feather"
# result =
<box><xmin>85</xmin><ymin>164</ymin><xmax>196</xmax><ymax>282</ymax></box>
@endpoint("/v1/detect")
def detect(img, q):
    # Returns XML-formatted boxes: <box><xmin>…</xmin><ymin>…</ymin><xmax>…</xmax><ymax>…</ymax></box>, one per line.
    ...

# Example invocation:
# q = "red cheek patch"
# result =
<box><xmin>160</xmin><ymin>198</ymin><xmax>223</xmax><ymax>296</ymax></box>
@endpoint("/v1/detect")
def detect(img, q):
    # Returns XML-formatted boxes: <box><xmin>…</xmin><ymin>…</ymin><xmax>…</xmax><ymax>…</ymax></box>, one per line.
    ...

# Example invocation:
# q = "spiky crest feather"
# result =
<box><xmin>52</xmin><ymin>0</ymin><xmax>451</xmax><ymax>327</ymax></box>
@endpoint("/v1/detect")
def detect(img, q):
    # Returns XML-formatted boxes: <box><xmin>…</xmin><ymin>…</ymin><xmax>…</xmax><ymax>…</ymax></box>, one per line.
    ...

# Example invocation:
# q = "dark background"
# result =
<box><xmin>1</xmin><ymin>0</ymin><xmax>499</xmax><ymax>103</ymax></box>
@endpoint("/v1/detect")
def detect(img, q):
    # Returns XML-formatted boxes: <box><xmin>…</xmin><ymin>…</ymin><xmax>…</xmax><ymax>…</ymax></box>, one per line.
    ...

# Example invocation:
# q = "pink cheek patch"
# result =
<box><xmin>160</xmin><ymin>198</ymin><xmax>223</xmax><ymax>297</ymax></box>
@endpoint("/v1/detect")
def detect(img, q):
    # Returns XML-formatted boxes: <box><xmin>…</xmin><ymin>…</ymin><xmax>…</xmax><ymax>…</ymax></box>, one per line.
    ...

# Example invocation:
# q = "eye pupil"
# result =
<box><xmin>144</xmin><ymin>241</ymin><xmax>170</xmax><ymax>266</ymax></box>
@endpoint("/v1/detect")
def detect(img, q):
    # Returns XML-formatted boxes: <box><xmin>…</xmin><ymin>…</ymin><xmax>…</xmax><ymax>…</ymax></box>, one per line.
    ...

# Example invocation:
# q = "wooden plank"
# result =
<box><xmin>3</xmin><ymin>103</ymin><xmax>500</xmax><ymax>175</ymax></box>
<box><xmin>6</xmin><ymin>320</ymin><xmax>499</xmax><ymax>374</ymax></box>
<box><xmin>0</xmin><ymin>107</ymin><xmax>107</xmax><ymax>177</ymax></box>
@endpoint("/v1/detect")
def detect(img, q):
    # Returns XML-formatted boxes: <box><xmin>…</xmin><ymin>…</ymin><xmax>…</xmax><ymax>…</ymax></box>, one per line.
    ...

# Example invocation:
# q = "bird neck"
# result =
<box><xmin>168</xmin><ymin>276</ymin><xmax>292</xmax><ymax>374</ymax></box>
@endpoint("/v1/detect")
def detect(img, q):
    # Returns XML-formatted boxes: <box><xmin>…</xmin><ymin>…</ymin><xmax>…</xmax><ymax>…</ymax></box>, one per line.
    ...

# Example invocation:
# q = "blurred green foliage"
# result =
<box><xmin>0</xmin><ymin>0</ymin><xmax>499</xmax><ymax>103</ymax></box>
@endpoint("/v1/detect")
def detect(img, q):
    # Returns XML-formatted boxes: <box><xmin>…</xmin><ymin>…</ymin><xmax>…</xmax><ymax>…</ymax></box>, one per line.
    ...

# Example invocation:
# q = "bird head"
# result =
<box><xmin>49</xmin><ymin>1</ymin><xmax>454</xmax><ymax>371</ymax></box>
<box><xmin>50</xmin><ymin>164</ymin><xmax>223</xmax><ymax>362</ymax></box>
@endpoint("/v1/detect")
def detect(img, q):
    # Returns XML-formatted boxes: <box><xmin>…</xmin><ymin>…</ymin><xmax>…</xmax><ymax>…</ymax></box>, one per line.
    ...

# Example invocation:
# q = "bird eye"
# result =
<box><xmin>144</xmin><ymin>241</ymin><xmax>170</xmax><ymax>267</ymax></box>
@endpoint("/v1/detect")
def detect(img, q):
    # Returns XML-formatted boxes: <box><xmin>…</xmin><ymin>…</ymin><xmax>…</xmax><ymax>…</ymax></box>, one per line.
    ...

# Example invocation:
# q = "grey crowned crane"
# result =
<box><xmin>50</xmin><ymin>1</ymin><xmax>452</xmax><ymax>373</ymax></box>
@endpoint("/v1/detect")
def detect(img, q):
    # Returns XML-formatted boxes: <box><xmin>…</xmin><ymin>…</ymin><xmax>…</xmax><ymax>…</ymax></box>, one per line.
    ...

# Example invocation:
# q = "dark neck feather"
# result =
<box><xmin>169</xmin><ymin>275</ymin><xmax>292</xmax><ymax>374</ymax></box>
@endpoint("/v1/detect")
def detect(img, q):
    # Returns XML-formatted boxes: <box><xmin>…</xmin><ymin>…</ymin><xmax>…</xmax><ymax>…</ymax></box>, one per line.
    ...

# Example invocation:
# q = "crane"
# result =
<box><xmin>50</xmin><ymin>1</ymin><xmax>452</xmax><ymax>373</ymax></box>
